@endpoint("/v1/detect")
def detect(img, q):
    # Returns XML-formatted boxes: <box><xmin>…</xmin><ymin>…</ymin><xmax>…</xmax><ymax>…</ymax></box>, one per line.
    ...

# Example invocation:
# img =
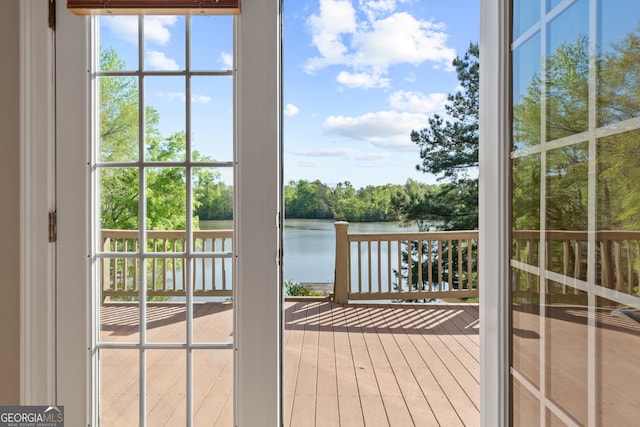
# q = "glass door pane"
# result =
<box><xmin>94</xmin><ymin>14</ymin><xmax>235</xmax><ymax>426</ymax></box>
<box><xmin>510</xmin><ymin>0</ymin><xmax>640</xmax><ymax>424</ymax></box>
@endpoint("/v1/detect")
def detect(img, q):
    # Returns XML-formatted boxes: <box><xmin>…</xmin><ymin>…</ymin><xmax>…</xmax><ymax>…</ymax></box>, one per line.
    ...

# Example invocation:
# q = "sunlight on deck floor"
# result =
<box><xmin>99</xmin><ymin>301</ymin><xmax>480</xmax><ymax>426</ymax></box>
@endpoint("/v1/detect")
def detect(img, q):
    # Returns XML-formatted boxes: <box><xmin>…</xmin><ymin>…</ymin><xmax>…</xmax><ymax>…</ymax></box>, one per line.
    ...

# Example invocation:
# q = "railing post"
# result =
<box><xmin>333</xmin><ymin>221</ymin><xmax>350</xmax><ymax>304</ymax></box>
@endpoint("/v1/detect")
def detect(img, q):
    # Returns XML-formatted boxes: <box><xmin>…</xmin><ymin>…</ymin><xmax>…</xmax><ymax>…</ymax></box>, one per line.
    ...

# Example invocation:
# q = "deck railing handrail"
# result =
<box><xmin>333</xmin><ymin>222</ymin><xmax>479</xmax><ymax>303</ymax></box>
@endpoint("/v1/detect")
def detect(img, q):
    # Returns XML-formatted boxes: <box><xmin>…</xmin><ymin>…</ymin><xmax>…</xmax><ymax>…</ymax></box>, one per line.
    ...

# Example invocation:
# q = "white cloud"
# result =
<box><xmin>165</xmin><ymin>92</ymin><xmax>186</xmax><ymax>102</ymax></box>
<box><xmin>159</xmin><ymin>92</ymin><xmax>211</xmax><ymax>104</ymax></box>
<box><xmin>291</xmin><ymin>147</ymin><xmax>390</xmax><ymax>160</ymax></box>
<box><xmin>192</xmin><ymin>94</ymin><xmax>212</xmax><ymax>104</ymax></box>
<box><xmin>404</xmin><ymin>73</ymin><xmax>417</xmax><ymax>83</ymax></box>
<box><xmin>360</xmin><ymin>0</ymin><xmax>397</xmax><ymax>20</ymax></box>
<box><xmin>306</xmin><ymin>0</ymin><xmax>357</xmax><ymax>70</ymax></box>
<box><xmin>387</xmin><ymin>90</ymin><xmax>447</xmax><ymax>114</ymax></box>
<box><xmin>297</xmin><ymin>159</ymin><xmax>321</xmax><ymax>168</ymax></box>
<box><xmin>351</xmin><ymin>13</ymin><xmax>455</xmax><ymax>69</ymax></box>
<box><xmin>304</xmin><ymin>1</ymin><xmax>456</xmax><ymax>86</ymax></box>
<box><xmin>103</xmin><ymin>16</ymin><xmax>177</xmax><ymax>46</ymax></box>
<box><xmin>144</xmin><ymin>16</ymin><xmax>178</xmax><ymax>45</ymax></box>
<box><xmin>284</xmin><ymin>104</ymin><xmax>300</xmax><ymax>116</ymax></box>
<box><xmin>336</xmin><ymin>70</ymin><xmax>390</xmax><ymax>89</ymax></box>
<box><xmin>146</xmin><ymin>51</ymin><xmax>179</xmax><ymax>70</ymax></box>
<box><xmin>323</xmin><ymin>111</ymin><xmax>427</xmax><ymax>149</ymax></box>
<box><xmin>221</xmin><ymin>52</ymin><xmax>233</xmax><ymax>69</ymax></box>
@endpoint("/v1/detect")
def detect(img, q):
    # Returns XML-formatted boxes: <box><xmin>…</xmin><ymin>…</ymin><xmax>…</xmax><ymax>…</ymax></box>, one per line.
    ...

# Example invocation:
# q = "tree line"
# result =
<box><xmin>195</xmin><ymin>178</ymin><xmax>447</xmax><ymax>223</ymax></box>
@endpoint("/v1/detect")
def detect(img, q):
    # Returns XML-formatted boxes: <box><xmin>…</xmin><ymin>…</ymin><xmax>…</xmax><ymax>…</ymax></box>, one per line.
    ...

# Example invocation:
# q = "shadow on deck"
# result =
<box><xmin>99</xmin><ymin>301</ymin><xmax>480</xmax><ymax>426</ymax></box>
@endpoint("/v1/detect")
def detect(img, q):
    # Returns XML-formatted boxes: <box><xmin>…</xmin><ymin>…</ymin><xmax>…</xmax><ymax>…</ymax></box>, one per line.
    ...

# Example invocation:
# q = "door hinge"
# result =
<box><xmin>49</xmin><ymin>212</ymin><xmax>57</xmax><ymax>243</ymax></box>
<box><xmin>48</xmin><ymin>0</ymin><xmax>56</xmax><ymax>31</ymax></box>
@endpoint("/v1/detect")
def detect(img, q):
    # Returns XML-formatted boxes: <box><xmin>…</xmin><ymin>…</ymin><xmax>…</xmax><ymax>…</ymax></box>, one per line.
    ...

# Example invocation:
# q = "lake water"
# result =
<box><xmin>200</xmin><ymin>219</ymin><xmax>418</xmax><ymax>285</ymax></box>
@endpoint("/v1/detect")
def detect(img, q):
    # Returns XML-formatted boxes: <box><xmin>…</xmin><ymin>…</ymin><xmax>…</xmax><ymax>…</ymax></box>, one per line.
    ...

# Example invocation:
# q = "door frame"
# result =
<box><xmin>22</xmin><ymin>0</ymin><xmax>510</xmax><ymax>425</ymax></box>
<box><xmin>19</xmin><ymin>0</ymin><xmax>58</xmax><ymax>407</ymax></box>
<box><xmin>478</xmin><ymin>0</ymin><xmax>511</xmax><ymax>425</ymax></box>
<box><xmin>21</xmin><ymin>0</ymin><xmax>283</xmax><ymax>425</ymax></box>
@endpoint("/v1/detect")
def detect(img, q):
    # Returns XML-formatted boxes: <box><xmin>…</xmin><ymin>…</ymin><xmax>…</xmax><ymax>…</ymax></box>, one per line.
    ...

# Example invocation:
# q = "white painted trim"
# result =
<box><xmin>20</xmin><ymin>0</ymin><xmax>57</xmax><ymax>406</ymax></box>
<box><xmin>234</xmin><ymin>0</ymin><xmax>283</xmax><ymax>424</ymax></box>
<box><xmin>479</xmin><ymin>0</ymin><xmax>511</xmax><ymax>425</ymax></box>
<box><xmin>54</xmin><ymin>3</ymin><xmax>91</xmax><ymax>425</ymax></box>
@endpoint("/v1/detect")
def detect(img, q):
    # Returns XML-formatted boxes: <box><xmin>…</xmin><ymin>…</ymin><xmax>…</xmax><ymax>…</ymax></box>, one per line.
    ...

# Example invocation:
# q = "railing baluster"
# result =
<box><xmin>448</xmin><ymin>240</ymin><xmax>453</xmax><ymax>291</ymax></box>
<box><xmin>574</xmin><ymin>241</ymin><xmax>581</xmax><ymax>293</ymax></box>
<box><xmin>626</xmin><ymin>241</ymin><xmax>633</xmax><ymax>295</ymax></box>
<box><xmin>357</xmin><ymin>241</ymin><xmax>362</xmax><ymax>294</ymax></box>
<box><xmin>458</xmin><ymin>239</ymin><xmax>463</xmax><ymax>291</ymax></box>
<box><xmin>635</xmin><ymin>241</ymin><xmax>640</xmax><ymax>296</ymax></box>
<box><xmin>563</xmin><ymin>240</ymin><xmax>570</xmax><ymax>294</ymax></box>
<box><xmin>134</xmin><ymin>237</ymin><xmax>139</xmax><ymax>293</ymax></box>
<box><xmin>162</xmin><ymin>238</ymin><xmax>168</xmax><ymax>291</ymax></box>
<box><xmin>427</xmin><ymin>239</ymin><xmax>432</xmax><ymax>292</ymax></box>
<box><xmin>201</xmin><ymin>238</ymin><xmax>206</xmax><ymax>292</ymax></box>
<box><xmin>221</xmin><ymin>238</ymin><xmax>225</xmax><ymax>291</ymax></box>
<box><xmin>123</xmin><ymin>238</ymin><xmax>128</xmax><ymax>292</ymax></box>
<box><xmin>377</xmin><ymin>240</ymin><xmax>382</xmax><ymax>294</ymax></box>
<box><xmin>437</xmin><ymin>240</ymin><xmax>443</xmax><ymax>291</ymax></box>
<box><xmin>407</xmin><ymin>240</ymin><xmax>413</xmax><ymax>293</ymax></box>
<box><xmin>367</xmin><ymin>241</ymin><xmax>372</xmax><ymax>293</ymax></box>
<box><xmin>467</xmin><ymin>239</ymin><xmax>473</xmax><ymax>291</ymax></box>
<box><xmin>417</xmin><ymin>239</ymin><xmax>423</xmax><ymax>291</ymax></box>
<box><xmin>172</xmin><ymin>239</ymin><xmax>178</xmax><ymax>291</ymax></box>
<box><xmin>615</xmin><ymin>240</ymin><xmax>622</xmax><ymax>291</ymax></box>
<box><xmin>397</xmin><ymin>241</ymin><xmax>402</xmax><ymax>293</ymax></box>
<box><xmin>102</xmin><ymin>235</ymin><xmax>111</xmax><ymax>302</ymax></box>
<box><xmin>151</xmin><ymin>238</ymin><xmax>157</xmax><ymax>292</ymax></box>
<box><xmin>525</xmin><ymin>239</ymin><xmax>532</xmax><ymax>291</ymax></box>
<box><xmin>387</xmin><ymin>240</ymin><xmax>392</xmax><ymax>293</ymax></box>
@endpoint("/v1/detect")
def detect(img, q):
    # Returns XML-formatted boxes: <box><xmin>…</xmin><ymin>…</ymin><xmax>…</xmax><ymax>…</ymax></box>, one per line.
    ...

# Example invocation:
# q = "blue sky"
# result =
<box><xmin>98</xmin><ymin>1</ymin><xmax>479</xmax><ymax>188</ymax></box>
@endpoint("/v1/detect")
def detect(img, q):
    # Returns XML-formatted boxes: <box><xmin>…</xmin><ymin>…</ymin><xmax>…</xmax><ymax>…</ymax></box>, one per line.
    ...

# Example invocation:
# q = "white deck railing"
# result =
<box><xmin>332</xmin><ymin>222</ymin><xmax>479</xmax><ymax>303</ymax></box>
<box><xmin>100</xmin><ymin>226</ymin><xmax>640</xmax><ymax>303</ymax></box>
<box><xmin>513</xmin><ymin>229</ymin><xmax>640</xmax><ymax>298</ymax></box>
<box><xmin>100</xmin><ymin>229</ymin><xmax>233</xmax><ymax>300</ymax></box>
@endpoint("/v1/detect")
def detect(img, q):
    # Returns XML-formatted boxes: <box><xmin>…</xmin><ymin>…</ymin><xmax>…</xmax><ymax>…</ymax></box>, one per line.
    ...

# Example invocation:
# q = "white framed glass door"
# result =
<box><xmin>54</xmin><ymin>1</ymin><xmax>282</xmax><ymax>425</ymax></box>
<box><xmin>510</xmin><ymin>0</ymin><xmax>640</xmax><ymax>425</ymax></box>
<box><xmin>91</xmin><ymin>13</ymin><xmax>235</xmax><ymax>426</ymax></box>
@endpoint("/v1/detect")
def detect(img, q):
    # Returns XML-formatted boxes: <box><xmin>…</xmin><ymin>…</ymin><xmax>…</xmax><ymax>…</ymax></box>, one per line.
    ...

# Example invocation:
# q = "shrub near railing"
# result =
<box><xmin>333</xmin><ymin>222</ymin><xmax>479</xmax><ymax>303</ymax></box>
<box><xmin>100</xmin><ymin>229</ymin><xmax>233</xmax><ymax>301</ymax></box>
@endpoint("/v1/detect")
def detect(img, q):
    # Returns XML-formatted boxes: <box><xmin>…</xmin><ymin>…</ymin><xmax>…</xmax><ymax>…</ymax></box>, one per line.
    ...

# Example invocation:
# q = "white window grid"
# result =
<box><xmin>91</xmin><ymin>15</ymin><xmax>235</xmax><ymax>427</ymax></box>
<box><xmin>510</xmin><ymin>0</ymin><xmax>640</xmax><ymax>426</ymax></box>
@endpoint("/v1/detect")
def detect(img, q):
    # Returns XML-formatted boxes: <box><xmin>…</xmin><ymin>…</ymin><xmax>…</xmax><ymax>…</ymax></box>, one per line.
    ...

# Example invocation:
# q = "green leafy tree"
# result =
<box><xmin>99</xmin><ymin>48</ymin><xmax>222</xmax><ymax>230</ymax></box>
<box><xmin>283</xmin><ymin>180</ymin><xmax>404</xmax><ymax>222</ymax></box>
<box><xmin>393</xmin><ymin>44</ymin><xmax>480</xmax><ymax>298</ymax></box>
<box><xmin>401</xmin><ymin>43</ymin><xmax>479</xmax><ymax>231</ymax></box>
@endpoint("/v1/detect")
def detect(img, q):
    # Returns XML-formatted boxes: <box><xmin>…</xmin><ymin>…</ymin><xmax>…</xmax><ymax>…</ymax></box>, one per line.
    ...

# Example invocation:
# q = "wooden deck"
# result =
<box><xmin>99</xmin><ymin>301</ymin><xmax>480</xmax><ymax>426</ymax></box>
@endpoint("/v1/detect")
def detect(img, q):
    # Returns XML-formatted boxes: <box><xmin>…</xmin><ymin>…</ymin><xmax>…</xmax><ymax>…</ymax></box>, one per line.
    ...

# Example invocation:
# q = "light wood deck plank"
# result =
<box><xmin>372</xmin><ymin>305</ymin><xmax>440</xmax><ymax>426</ymax></box>
<box><xmin>361</xmin><ymin>304</ymin><xmax>415</xmax><ymax>426</ymax></box>
<box><xmin>315</xmin><ymin>303</ymin><xmax>341</xmax><ymax>427</ymax></box>
<box><xmin>290</xmin><ymin>302</ymin><xmax>320</xmax><ymax>427</ymax></box>
<box><xmin>99</xmin><ymin>301</ymin><xmax>480</xmax><ymax>426</ymax></box>
<box><xmin>346</xmin><ymin>304</ymin><xmax>390</xmax><ymax>427</ymax></box>
<box><xmin>333</xmin><ymin>304</ymin><xmax>366</xmax><ymax>427</ymax></box>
